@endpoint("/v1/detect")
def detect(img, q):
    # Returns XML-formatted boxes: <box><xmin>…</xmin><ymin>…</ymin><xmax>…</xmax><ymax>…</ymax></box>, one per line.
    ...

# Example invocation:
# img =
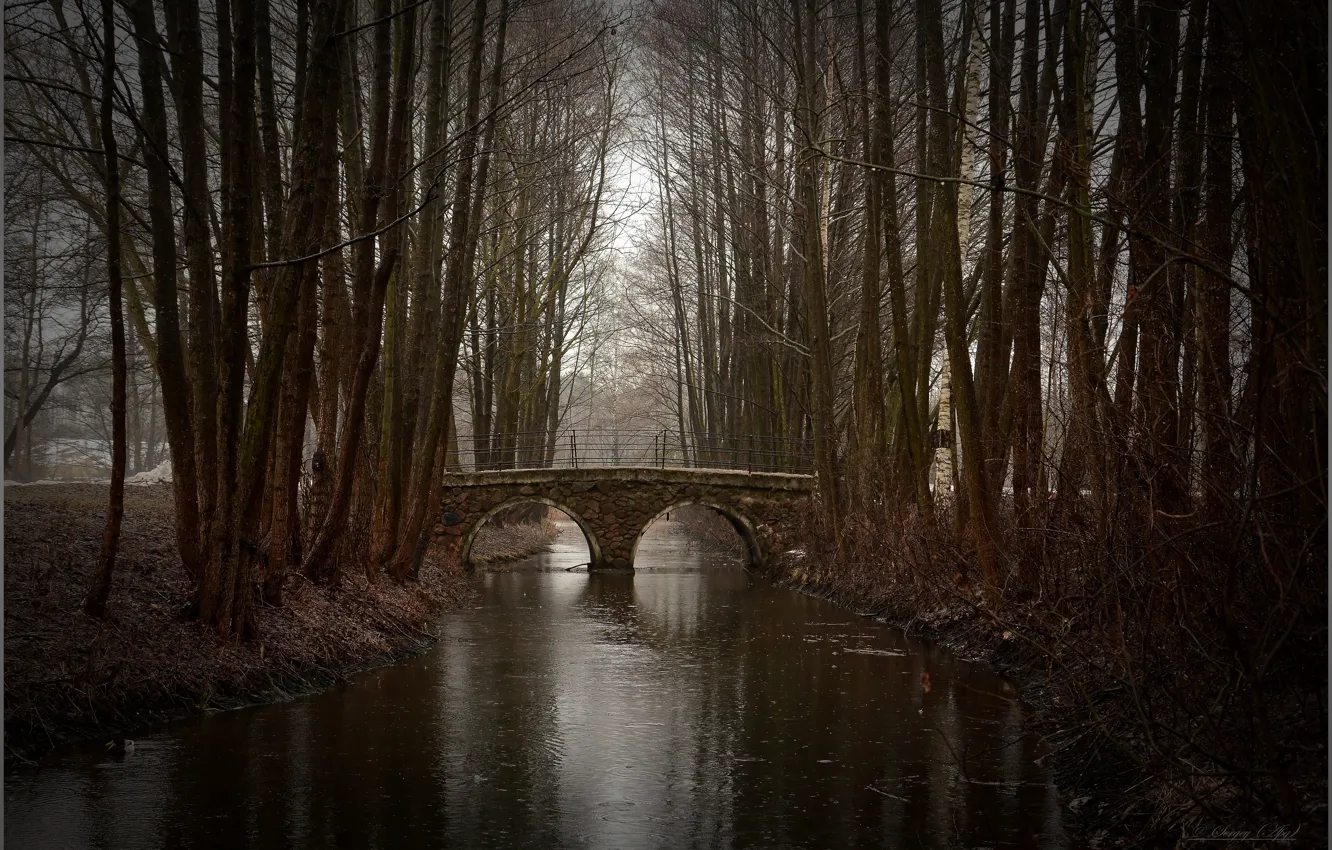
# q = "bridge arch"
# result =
<box><xmin>629</xmin><ymin>500</ymin><xmax>764</xmax><ymax>569</ymax></box>
<box><xmin>438</xmin><ymin>467</ymin><xmax>811</xmax><ymax>572</ymax></box>
<box><xmin>458</xmin><ymin>496</ymin><xmax>602</xmax><ymax>570</ymax></box>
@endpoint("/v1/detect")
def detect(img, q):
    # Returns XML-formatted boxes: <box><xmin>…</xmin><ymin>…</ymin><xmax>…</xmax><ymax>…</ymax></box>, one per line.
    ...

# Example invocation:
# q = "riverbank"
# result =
<box><xmin>670</xmin><ymin>505</ymin><xmax>745</xmax><ymax>558</ymax></box>
<box><xmin>468</xmin><ymin>517</ymin><xmax>561</xmax><ymax>566</ymax></box>
<box><xmin>768</xmin><ymin>555</ymin><xmax>1095</xmax><ymax>831</ymax></box>
<box><xmin>768</xmin><ymin>554</ymin><xmax>1178</xmax><ymax>847</ymax></box>
<box><xmin>765</xmin><ymin>510</ymin><xmax>1327</xmax><ymax>849</ymax></box>
<box><xmin>3</xmin><ymin>483</ymin><xmax>473</xmax><ymax>767</ymax></box>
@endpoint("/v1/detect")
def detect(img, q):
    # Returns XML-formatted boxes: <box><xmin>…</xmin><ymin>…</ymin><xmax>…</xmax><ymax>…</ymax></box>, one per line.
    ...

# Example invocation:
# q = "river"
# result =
<box><xmin>6</xmin><ymin>518</ymin><xmax>1066</xmax><ymax>848</ymax></box>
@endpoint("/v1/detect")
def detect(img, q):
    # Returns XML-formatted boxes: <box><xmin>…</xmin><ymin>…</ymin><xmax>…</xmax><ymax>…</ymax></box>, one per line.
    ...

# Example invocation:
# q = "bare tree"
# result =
<box><xmin>84</xmin><ymin>0</ymin><xmax>126</xmax><ymax>619</ymax></box>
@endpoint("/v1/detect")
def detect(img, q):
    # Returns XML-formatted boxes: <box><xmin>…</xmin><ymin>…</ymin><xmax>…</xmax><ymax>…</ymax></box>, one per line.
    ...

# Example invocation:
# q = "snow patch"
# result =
<box><xmin>126</xmin><ymin>458</ymin><xmax>173</xmax><ymax>485</ymax></box>
<box><xmin>4</xmin><ymin>459</ymin><xmax>173</xmax><ymax>487</ymax></box>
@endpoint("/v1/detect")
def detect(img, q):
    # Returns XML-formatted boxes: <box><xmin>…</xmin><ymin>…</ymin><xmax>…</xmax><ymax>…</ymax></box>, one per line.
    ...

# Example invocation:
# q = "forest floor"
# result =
<box><xmin>3</xmin><ymin>483</ymin><xmax>477</xmax><ymax>767</ymax></box>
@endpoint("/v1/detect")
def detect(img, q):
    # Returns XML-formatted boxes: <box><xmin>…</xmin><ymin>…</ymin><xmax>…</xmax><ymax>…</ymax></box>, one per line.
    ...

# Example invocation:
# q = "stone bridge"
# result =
<box><xmin>434</xmin><ymin>467</ymin><xmax>816</xmax><ymax>570</ymax></box>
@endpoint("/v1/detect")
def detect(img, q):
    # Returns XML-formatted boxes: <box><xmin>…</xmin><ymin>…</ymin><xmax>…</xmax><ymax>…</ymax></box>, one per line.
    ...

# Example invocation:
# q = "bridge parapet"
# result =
<box><xmin>434</xmin><ymin>467</ymin><xmax>815</xmax><ymax>570</ymax></box>
<box><xmin>454</xmin><ymin>429</ymin><xmax>814</xmax><ymax>474</ymax></box>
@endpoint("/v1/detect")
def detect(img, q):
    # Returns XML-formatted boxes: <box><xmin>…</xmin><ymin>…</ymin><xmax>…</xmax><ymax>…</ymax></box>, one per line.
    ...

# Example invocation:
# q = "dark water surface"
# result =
<box><xmin>6</xmin><ymin>520</ymin><xmax>1066</xmax><ymax>848</ymax></box>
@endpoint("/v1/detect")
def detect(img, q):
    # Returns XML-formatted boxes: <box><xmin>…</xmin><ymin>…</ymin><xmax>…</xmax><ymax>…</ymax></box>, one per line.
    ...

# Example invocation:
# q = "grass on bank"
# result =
<box><xmin>771</xmin><ymin>501</ymin><xmax>1326</xmax><ymax>848</ymax></box>
<box><xmin>4</xmin><ymin>483</ymin><xmax>472</xmax><ymax>765</ymax></box>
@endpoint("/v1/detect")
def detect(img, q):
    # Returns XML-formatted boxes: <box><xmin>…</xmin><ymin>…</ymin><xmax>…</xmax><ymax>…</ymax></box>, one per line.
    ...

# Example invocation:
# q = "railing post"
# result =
<box><xmin>570</xmin><ymin>431</ymin><xmax>577</xmax><ymax>469</ymax></box>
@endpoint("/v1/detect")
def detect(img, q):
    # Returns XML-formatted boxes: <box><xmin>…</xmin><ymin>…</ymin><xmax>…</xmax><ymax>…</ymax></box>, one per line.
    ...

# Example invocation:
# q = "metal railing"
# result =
<box><xmin>452</xmin><ymin>429</ymin><xmax>814</xmax><ymax>474</ymax></box>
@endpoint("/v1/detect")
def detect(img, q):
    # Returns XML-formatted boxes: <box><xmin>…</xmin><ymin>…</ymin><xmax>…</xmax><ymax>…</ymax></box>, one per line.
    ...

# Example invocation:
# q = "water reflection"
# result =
<box><xmin>6</xmin><ymin>520</ymin><xmax>1065</xmax><ymax>848</ymax></box>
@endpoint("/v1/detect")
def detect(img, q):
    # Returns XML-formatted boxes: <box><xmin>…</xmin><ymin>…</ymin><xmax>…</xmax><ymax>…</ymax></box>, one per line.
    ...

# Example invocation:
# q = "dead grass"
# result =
<box><xmin>468</xmin><ymin>518</ymin><xmax>560</xmax><ymax>565</ymax></box>
<box><xmin>671</xmin><ymin>505</ymin><xmax>745</xmax><ymax>558</ymax></box>
<box><xmin>770</xmin><ymin>503</ymin><xmax>1327</xmax><ymax>848</ymax></box>
<box><xmin>4</xmin><ymin>483</ymin><xmax>472</xmax><ymax>765</ymax></box>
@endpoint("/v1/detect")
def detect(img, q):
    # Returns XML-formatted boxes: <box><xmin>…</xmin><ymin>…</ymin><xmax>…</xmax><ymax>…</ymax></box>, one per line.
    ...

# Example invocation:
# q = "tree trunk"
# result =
<box><xmin>851</xmin><ymin>0</ymin><xmax>886</xmax><ymax>505</ymax></box>
<box><xmin>793</xmin><ymin>0</ymin><xmax>843</xmax><ymax>547</ymax></box>
<box><xmin>86</xmin><ymin>0</ymin><xmax>126</xmax><ymax>620</ymax></box>
<box><xmin>126</xmin><ymin>0</ymin><xmax>202</xmax><ymax>582</ymax></box>
<box><xmin>1197</xmin><ymin>0</ymin><xmax>1234</xmax><ymax>517</ymax></box>
<box><xmin>392</xmin><ymin>0</ymin><xmax>508</xmax><ymax>580</ymax></box>
<box><xmin>306</xmin><ymin>0</ymin><xmax>417</xmax><ymax>579</ymax></box>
